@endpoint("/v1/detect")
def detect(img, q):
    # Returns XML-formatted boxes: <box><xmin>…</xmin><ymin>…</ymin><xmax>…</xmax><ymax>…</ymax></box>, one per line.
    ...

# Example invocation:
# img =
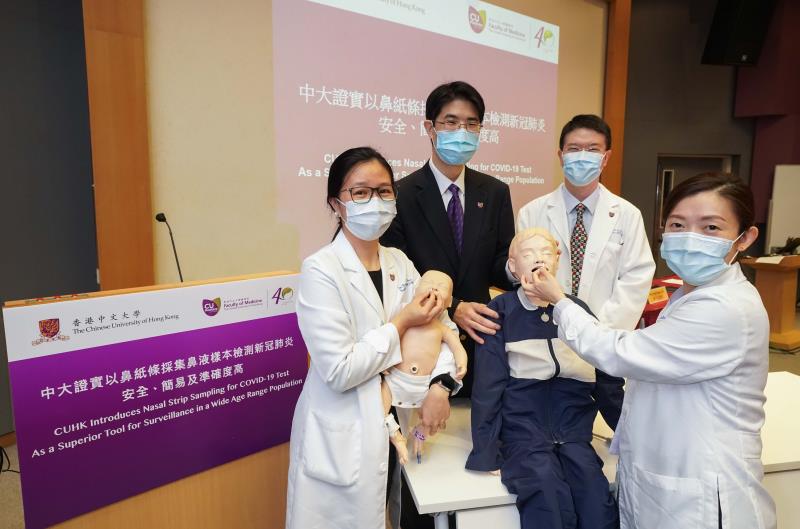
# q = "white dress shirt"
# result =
<box><xmin>429</xmin><ymin>160</ymin><xmax>465</xmax><ymax>213</ymax></box>
<box><xmin>562</xmin><ymin>185</ymin><xmax>601</xmax><ymax>234</ymax></box>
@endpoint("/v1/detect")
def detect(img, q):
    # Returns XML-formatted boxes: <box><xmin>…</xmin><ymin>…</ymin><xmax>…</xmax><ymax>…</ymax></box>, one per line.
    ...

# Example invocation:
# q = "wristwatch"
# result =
<box><xmin>448</xmin><ymin>296</ymin><xmax>462</xmax><ymax>319</ymax></box>
<box><xmin>429</xmin><ymin>373</ymin><xmax>457</xmax><ymax>393</ymax></box>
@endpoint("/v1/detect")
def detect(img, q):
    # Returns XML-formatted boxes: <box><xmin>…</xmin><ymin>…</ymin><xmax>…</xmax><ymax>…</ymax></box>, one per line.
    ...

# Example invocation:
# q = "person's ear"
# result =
<box><xmin>423</xmin><ymin>120</ymin><xmax>436</xmax><ymax>141</ymax></box>
<box><xmin>738</xmin><ymin>226</ymin><xmax>759</xmax><ymax>253</ymax></box>
<box><xmin>508</xmin><ymin>257</ymin><xmax>519</xmax><ymax>279</ymax></box>
<box><xmin>557</xmin><ymin>150</ymin><xmax>564</xmax><ymax>166</ymax></box>
<box><xmin>600</xmin><ymin>150</ymin><xmax>612</xmax><ymax>171</ymax></box>
<box><xmin>329</xmin><ymin>198</ymin><xmax>344</xmax><ymax>220</ymax></box>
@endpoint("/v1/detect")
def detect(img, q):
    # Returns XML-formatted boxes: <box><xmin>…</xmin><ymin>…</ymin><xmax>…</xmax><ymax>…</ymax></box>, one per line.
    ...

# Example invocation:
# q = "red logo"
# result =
<box><xmin>32</xmin><ymin>318</ymin><xmax>69</xmax><ymax>346</ymax></box>
<box><xmin>39</xmin><ymin>319</ymin><xmax>60</xmax><ymax>338</ymax></box>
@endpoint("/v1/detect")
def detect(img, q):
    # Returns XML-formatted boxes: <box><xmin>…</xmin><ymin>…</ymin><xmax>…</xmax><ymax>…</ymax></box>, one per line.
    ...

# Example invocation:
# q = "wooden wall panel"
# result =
<box><xmin>602</xmin><ymin>0</ymin><xmax>632</xmax><ymax>195</ymax></box>
<box><xmin>71</xmin><ymin>4</ymin><xmax>291</xmax><ymax>528</ymax></box>
<box><xmin>83</xmin><ymin>0</ymin><xmax>154</xmax><ymax>290</ymax></box>
<box><xmin>53</xmin><ymin>443</ymin><xmax>289</xmax><ymax>529</ymax></box>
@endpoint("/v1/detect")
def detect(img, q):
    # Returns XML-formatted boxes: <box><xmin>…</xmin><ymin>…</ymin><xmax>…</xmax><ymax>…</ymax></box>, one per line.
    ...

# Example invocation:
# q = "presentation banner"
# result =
<box><xmin>3</xmin><ymin>273</ymin><xmax>307</xmax><ymax>529</ymax></box>
<box><xmin>273</xmin><ymin>0</ymin><xmax>559</xmax><ymax>258</ymax></box>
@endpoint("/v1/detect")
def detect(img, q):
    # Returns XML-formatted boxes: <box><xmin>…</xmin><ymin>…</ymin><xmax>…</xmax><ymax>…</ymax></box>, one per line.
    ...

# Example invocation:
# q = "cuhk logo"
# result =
<box><xmin>203</xmin><ymin>298</ymin><xmax>221</xmax><ymax>317</ymax></box>
<box><xmin>32</xmin><ymin>318</ymin><xmax>69</xmax><ymax>346</ymax></box>
<box><xmin>272</xmin><ymin>287</ymin><xmax>294</xmax><ymax>305</ymax></box>
<box><xmin>469</xmin><ymin>6</ymin><xmax>486</xmax><ymax>33</ymax></box>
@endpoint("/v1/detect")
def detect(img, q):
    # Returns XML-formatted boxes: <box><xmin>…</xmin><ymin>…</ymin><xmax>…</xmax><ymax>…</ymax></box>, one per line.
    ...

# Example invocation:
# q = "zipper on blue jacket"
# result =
<box><xmin>545</xmin><ymin>338</ymin><xmax>562</xmax><ymax>443</ymax></box>
<box><xmin>546</xmin><ymin>338</ymin><xmax>561</xmax><ymax>377</ymax></box>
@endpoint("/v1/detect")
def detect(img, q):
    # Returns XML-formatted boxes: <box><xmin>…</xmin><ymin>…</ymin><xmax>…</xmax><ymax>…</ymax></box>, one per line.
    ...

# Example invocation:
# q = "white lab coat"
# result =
<box><xmin>286</xmin><ymin>232</ymin><xmax>451</xmax><ymax>529</ymax></box>
<box><xmin>554</xmin><ymin>263</ymin><xmax>776</xmax><ymax>529</ymax></box>
<box><xmin>517</xmin><ymin>184</ymin><xmax>654</xmax><ymax>330</ymax></box>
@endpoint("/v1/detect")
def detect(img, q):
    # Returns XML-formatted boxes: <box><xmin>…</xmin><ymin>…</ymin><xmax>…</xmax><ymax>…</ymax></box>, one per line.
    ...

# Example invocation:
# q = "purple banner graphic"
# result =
<box><xmin>8</xmin><ymin>313</ymin><xmax>307</xmax><ymax>529</ymax></box>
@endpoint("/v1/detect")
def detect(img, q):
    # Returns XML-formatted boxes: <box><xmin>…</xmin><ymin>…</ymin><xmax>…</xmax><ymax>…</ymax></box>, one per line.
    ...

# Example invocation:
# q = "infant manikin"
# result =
<box><xmin>381</xmin><ymin>270</ymin><xmax>467</xmax><ymax>465</ymax></box>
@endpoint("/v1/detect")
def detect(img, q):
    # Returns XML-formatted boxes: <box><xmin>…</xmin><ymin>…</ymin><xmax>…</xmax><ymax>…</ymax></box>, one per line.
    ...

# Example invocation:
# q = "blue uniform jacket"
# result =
<box><xmin>466</xmin><ymin>290</ymin><xmax>625</xmax><ymax>472</ymax></box>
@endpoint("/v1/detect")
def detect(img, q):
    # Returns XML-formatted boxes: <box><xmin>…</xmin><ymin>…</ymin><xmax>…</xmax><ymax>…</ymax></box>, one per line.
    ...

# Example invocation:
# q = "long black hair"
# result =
<box><xmin>327</xmin><ymin>146</ymin><xmax>396</xmax><ymax>239</ymax></box>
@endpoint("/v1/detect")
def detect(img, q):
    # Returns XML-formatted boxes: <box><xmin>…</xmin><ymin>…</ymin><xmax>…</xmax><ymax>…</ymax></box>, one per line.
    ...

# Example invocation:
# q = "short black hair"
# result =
<box><xmin>663</xmin><ymin>172</ymin><xmax>754</xmax><ymax>233</ymax></box>
<box><xmin>326</xmin><ymin>146</ymin><xmax>396</xmax><ymax>239</ymax></box>
<box><xmin>559</xmin><ymin>114</ymin><xmax>612</xmax><ymax>150</ymax></box>
<box><xmin>425</xmin><ymin>81</ymin><xmax>485</xmax><ymax>123</ymax></box>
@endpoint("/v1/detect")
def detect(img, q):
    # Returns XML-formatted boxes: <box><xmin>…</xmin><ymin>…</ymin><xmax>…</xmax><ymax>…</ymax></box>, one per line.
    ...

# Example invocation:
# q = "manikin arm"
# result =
<box><xmin>440</xmin><ymin>322</ymin><xmax>468</xmax><ymax>379</ymax></box>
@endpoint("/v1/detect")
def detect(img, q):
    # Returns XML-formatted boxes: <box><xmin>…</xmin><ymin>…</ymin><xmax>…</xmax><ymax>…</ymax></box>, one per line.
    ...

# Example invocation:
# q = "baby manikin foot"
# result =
<box><xmin>384</xmin><ymin>414</ymin><xmax>409</xmax><ymax>466</ymax></box>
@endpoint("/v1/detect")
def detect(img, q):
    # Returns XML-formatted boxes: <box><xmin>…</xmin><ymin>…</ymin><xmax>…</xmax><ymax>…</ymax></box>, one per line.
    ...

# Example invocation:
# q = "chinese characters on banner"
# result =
<box><xmin>273</xmin><ymin>0</ymin><xmax>559</xmax><ymax>258</ymax></box>
<box><xmin>2</xmin><ymin>274</ymin><xmax>307</xmax><ymax>529</ymax></box>
<box><xmin>295</xmin><ymin>81</ymin><xmax>548</xmax><ymax>141</ymax></box>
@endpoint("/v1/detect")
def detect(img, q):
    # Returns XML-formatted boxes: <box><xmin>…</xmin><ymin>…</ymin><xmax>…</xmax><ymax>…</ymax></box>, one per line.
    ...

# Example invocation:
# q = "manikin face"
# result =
<box><xmin>509</xmin><ymin>235</ymin><xmax>558</xmax><ymax>283</ymax></box>
<box><xmin>417</xmin><ymin>271</ymin><xmax>453</xmax><ymax>308</ymax></box>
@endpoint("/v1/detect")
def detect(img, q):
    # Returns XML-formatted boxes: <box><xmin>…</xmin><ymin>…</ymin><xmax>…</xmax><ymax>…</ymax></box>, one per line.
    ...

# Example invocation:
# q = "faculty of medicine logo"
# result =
<box><xmin>468</xmin><ymin>6</ymin><xmax>487</xmax><ymax>33</ymax></box>
<box><xmin>202</xmin><ymin>298</ymin><xmax>221</xmax><ymax>317</ymax></box>
<box><xmin>272</xmin><ymin>287</ymin><xmax>294</xmax><ymax>305</ymax></box>
<box><xmin>32</xmin><ymin>318</ymin><xmax>70</xmax><ymax>346</ymax></box>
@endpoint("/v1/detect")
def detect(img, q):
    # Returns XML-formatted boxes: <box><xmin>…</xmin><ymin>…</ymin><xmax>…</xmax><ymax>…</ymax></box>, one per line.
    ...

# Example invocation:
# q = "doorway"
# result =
<box><xmin>652</xmin><ymin>154</ymin><xmax>739</xmax><ymax>277</ymax></box>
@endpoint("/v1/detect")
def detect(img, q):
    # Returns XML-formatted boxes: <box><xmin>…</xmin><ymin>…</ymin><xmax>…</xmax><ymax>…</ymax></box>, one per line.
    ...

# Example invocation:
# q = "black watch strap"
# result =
<box><xmin>429</xmin><ymin>373</ymin><xmax>457</xmax><ymax>393</ymax></box>
<box><xmin>448</xmin><ymin>297</ymin><xmax>462</xmax><ymax>319</ymax></box>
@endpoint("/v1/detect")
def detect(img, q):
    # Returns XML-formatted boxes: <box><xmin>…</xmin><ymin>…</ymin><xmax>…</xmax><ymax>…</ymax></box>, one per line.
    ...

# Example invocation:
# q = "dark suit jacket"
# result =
<box><xmin>381</xmin><ymin>162</ymin><xmax>515</xmax><ymax>396</ymax></box>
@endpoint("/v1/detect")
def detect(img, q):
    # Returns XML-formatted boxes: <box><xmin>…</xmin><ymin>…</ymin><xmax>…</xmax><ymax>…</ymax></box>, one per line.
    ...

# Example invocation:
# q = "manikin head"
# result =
<box><xmin>508</xmin><ymin>229</ymin><xmax>560</xmax><ymax>306</ymax></box>
<box><xmin>416</xmin><ymin>270</ymin><xmax>454</xmax><ymax>312</ymax></box>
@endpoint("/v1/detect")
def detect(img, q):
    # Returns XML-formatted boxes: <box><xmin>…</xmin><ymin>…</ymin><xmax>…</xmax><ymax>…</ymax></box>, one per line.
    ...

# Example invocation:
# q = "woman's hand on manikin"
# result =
<box><xmin>391</xmin><ymin>290</ymin><xmax>445</xmax><ymax>336</ymax></box>
<box><xmin>522</xmin><ymin>267</ymin><xmax>566</xmax><ymax>305</ymax></box>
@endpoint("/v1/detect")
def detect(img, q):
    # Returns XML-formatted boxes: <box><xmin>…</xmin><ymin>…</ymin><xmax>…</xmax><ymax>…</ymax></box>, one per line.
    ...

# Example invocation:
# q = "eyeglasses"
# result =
<box><xmin>433</xmin><ymin>119</ymin><xmax>482</xmax><ymax>133</ymax></box>
<box><xmin>563</xmin><ymin>145</ymin><xmax>606</xmax><ymax>154</ymax></box>
<box><xmin>339</xmin><ymin>186</ymin><xmax>397</xmax><ymax>204</ymax></box>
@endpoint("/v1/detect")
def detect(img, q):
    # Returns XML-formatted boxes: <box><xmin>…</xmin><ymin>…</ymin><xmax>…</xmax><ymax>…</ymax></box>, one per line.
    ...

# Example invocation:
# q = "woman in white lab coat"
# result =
<box><xmin>526</xmin><ymin>173</ymin><xmax>776</xmax><ymax>529</ymax></box>
<box><xmin>285</xmin><ymin>147</ymin><xmax>448</xmax><ymax>529</ymax></box>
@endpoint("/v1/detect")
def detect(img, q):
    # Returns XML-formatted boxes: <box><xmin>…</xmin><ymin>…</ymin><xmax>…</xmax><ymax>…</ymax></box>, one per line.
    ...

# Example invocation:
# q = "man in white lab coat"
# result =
<box><xmin>516</xmin><ymin>114</ymin><xmax>654</xmax><ymax>332</ymax></box>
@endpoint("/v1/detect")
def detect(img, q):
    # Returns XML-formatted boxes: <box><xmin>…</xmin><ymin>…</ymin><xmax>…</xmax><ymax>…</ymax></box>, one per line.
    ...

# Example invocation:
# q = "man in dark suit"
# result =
<box><xmin>381</xmin><ymin>81</ymin><xmax>515</xmax><ymax>528</ymax></box>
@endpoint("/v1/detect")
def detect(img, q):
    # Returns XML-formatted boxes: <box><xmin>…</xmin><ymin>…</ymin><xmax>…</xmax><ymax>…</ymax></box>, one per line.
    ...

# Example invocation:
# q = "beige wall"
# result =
<box><xmin>504</xmin><ymin>0</ymin><xmax>608</xmax><ymax>182</ymax></box>
<box><xmin>145</xmin><ymin>0</ymin><xmax>607</xmax><ymax>283</ymax></box>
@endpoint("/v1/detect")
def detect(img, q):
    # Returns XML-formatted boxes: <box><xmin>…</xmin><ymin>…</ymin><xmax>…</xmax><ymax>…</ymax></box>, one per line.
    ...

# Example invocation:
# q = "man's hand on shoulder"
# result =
<box><xmin>452</xmin><ymin>302</ymin><xmax>500</xmax><ymax>345</ymax></box>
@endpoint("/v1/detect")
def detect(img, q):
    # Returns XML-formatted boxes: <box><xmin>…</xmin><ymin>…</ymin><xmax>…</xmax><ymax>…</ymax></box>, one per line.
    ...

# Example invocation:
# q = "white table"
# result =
<box><xmin>403</xmin><ymin>371</ymin><xmax>800</xmax><ymax>528</ymax></box>
<box><xmin>401</xmin><ymin>400</ymin><xmax>616</xmax><ymax>529</ymax></box>
<box><xmin>760</xmin><ymin>371</ymin><xmax>800</xmax><ymax>527</ymax></box>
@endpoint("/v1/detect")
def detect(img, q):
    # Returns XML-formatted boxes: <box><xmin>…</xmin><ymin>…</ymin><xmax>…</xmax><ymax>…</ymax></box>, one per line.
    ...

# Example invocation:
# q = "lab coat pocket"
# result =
<box><xmin>603</xmin><ymin>234</ymin><xmax>624</xmax><ymax>260</ymax></box>
<box><xmin>632</xmin><ymin>464</ymin><xmax>703</xmax><ymax>529</ymax></box>
<box><xmin>740</xmin><ymin>432</ymin><xmax>765</xmax><ymax>480</ymax></box>
<box><xmin>302</xmin><ymin>411</ymin><xmax>362</xmax><ymax>486</ymax></box>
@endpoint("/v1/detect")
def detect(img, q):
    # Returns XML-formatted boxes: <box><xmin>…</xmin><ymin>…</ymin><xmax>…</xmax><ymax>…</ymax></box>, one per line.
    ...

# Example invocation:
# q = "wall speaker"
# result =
<box><xmin>702</xmin><ymin>0</ymin><xmax>777</xmax><ymax>66</ymax></box>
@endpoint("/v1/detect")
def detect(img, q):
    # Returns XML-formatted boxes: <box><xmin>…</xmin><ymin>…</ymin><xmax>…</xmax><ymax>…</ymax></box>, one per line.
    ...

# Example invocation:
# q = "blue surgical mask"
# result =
<box><xmin>337</xmin><ymin>197</ymin><xmax>396</xmax><ymax>241</ymax></box>
<box><xmin>434</xmin><ymin>129</ymin><xmax>479</xmax><ymax>165</ymax></box>
<box><xmin>562</xmin><ymin>151</ymin><xmax>605</xmax><ymax>186</ymax></box>
<box><xmin>660</xmin><ymin>231</ymin><xmax>743</xmax><ymax>286</ymax></box>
